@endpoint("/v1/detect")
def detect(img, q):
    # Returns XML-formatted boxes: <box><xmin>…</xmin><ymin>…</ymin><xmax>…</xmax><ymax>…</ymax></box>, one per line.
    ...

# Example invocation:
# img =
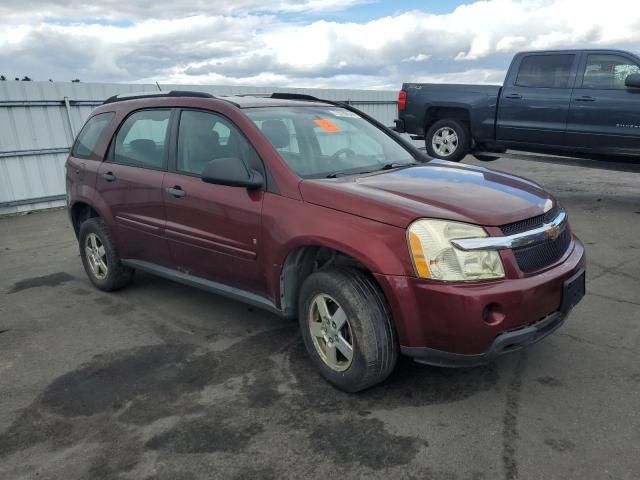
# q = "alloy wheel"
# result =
<box><xmin>308</xmin><ymin>294</ymin><xmax>354</xmax><ymax>371</ymax></box>
<box><xmin>85</xmin><ymin>233</ymin><xmax>108</xmax><ymax>280</ymax></box>
<box><xmin>432</xmin><ymin>127</ymin><xmax>459</xmax><ymax>157</ymax></box>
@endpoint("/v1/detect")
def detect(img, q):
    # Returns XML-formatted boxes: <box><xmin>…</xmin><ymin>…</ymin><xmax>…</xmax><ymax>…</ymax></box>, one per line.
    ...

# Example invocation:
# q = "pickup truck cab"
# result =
<box><xmin>396</xmin><ymin>49</ymin><xmax>640</xmax><ymax>161</ymax></box>
<box><xmin>66</xmin><ymin>91</ymin><xmax>586</xmax><ymax>392</ymax></box>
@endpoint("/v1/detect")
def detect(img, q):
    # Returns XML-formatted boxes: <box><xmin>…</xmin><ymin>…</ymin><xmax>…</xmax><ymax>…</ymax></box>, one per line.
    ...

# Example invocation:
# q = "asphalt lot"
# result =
<box><xmin>1</xmin><ymin>153</ymin><xmax>639</xmax><ymax>480</ymax></box>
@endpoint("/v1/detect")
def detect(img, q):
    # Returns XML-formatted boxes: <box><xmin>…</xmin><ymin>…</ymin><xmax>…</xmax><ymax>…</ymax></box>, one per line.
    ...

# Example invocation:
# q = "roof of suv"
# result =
<box><xmin>102</xmin><ymin>91</ymin><xmax>334</xmax><ymax>109</ymax></box>
<box><xmin>221</xmin><ymin>95</ymin><xmax>331</xmax><ymax>108</ymax></box>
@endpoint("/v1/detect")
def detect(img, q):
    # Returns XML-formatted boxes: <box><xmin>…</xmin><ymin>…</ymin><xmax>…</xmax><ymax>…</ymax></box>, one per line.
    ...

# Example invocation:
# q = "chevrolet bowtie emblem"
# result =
<box><xmin>544</xmin><ymin>224</ymin><xmax>561</xmax><ymax>241</ymax></box>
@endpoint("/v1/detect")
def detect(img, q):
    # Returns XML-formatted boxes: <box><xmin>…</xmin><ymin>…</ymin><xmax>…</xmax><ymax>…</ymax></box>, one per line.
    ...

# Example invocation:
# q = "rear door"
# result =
<box><xmin>162</xmin><ymin>109</ymin><xmax>266</xmax><ymax>295</ymax></box>
<box><xmin>96</xmin><ymin>108</ymin><xmax>173</xmax><ymax>265</ymax></box>
<box><xmin>566</xmin><ymin>52</ymin><xmax>640</xmax><ymax>155</ymax></box>
<box><xmin>497</xmin><ymin>53</ymin><xmax>579</xmax><ymax>146</ymax></box>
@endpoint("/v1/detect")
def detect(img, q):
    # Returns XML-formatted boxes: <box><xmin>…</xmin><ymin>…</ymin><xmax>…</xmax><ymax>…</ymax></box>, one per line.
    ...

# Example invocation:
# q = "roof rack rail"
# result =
<box><xmin>103</xmin><ymin>90</ymin><xmax>215</xmax><ymax>104</ymax></box>
<box><xmin>270</xmin><ymin>93</ymin><xmax>322</xmax><ymax>102</ymax></box>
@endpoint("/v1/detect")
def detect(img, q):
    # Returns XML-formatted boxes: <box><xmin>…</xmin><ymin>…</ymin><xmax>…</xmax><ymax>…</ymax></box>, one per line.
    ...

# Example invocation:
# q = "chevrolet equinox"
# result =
<box><xmin>66</xmin><ymin>91</ymin><xmax>586</xmax><ymax>392</ymax></box>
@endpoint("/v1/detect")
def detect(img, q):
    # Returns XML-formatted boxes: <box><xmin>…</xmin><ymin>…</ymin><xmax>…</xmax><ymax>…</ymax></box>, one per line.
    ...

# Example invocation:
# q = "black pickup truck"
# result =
<box><xmin>395</xmin><ymin>49</ymin><xmax>640</xmax><ymax>161</ymax></box>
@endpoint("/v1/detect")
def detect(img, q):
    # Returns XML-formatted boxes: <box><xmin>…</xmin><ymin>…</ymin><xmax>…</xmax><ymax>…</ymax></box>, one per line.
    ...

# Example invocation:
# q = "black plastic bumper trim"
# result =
<box><xmin>401</xmin><ymin>310</ymin><xmax>568</xmax><ymax>368</ymax></box>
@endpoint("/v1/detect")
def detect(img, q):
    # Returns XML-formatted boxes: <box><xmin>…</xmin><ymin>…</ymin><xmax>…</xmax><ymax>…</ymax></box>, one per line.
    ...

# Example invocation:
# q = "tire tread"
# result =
<box><xmin>298</xmin><ymin>267</ymin><xmax>398</xmax><ymax>392</ymax></box>
<box><xmin>79</xmin><ymin>217</ymin><xmax>134</xmax><ymax>292</ymax></box>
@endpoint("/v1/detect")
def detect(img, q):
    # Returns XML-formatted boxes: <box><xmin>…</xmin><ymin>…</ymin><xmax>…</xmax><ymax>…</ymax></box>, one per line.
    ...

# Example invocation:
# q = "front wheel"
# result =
<box><xmin>425</xmin><ymin>119</ymin><xmax>470</xmax><ymax>162</ymax></box>
<box><xmin>298</xmin><ymin>268</ymin><xmax>398</xmax><ymax>392</ymax></box>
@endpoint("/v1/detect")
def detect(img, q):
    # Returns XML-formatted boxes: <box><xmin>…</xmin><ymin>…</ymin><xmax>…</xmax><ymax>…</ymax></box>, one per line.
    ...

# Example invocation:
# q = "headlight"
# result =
<box><xmin>407</xmin><ymin>219</ymin><xmax>504</xmax><ymax>281</ymax></box>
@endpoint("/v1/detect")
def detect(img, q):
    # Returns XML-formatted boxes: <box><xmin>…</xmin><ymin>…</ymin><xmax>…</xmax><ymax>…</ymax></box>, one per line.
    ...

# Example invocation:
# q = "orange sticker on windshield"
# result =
<box><xmin>314</xmin><ymin>118</ymin><xmax>341</xmax><ymax>133</ymax></box>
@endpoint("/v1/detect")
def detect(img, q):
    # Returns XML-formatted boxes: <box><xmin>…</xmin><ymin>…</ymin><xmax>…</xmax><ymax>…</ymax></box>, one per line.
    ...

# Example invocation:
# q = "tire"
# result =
<box><xmin>425</xmin><ymin>119</ymin><xmax>470</xmax><ymax>162</ymax></box>
<box><xmin>298</xmin><ymin>268</ymin><xmax>398</xmax><ymax>392</ymax></box>
<box><xmin>78</xmin><ymin>217</ymin><xmax>135</xmax><ymax>292</ymax></box>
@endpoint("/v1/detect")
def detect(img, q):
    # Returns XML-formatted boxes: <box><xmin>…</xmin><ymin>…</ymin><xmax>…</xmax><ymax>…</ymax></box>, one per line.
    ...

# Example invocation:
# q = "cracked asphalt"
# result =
<box><xmin>0</xmin><ymin>153</ymin><xmax>639</xmax><ymax>480</ymax></box>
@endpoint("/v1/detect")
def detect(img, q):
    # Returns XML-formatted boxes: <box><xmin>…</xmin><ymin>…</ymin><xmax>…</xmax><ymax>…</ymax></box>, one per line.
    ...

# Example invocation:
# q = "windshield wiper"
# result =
<box><xmin>378</xmin><ymin>162</ymin><xmax>415</xmax><ymax>171</ymax></box>
<box><xmin>325</xmin><ymin>171</ymin><xmax>353</xmax><ymax>178</ymax></box>
<box><xmin>325</xmin><ymin>162</ymin><xmax>414</xmax><ymax>178</ymax></box>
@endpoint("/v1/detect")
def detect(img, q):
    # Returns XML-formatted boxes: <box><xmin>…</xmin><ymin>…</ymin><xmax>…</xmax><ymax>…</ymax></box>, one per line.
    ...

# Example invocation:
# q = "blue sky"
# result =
<box><xmin>298</xmin><ymin>0</ymin><xmax>468</xmax><ymax>21</ymax></box>
<box><xmin>1</xmin><ymin>0</ymin><xmax>639</xmax><ymax>87</ymax></box>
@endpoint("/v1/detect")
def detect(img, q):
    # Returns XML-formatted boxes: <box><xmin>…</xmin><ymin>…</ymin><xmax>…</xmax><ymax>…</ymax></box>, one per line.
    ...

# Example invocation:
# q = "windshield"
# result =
<box><xmin>244</xmin><ymin>106</ymin><xmax>416</xmax><ymax>178</ymax></box>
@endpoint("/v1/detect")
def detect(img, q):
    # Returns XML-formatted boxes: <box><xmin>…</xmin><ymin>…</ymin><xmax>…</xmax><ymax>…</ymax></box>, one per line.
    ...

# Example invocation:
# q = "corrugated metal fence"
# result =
<box><xmin>0</xmin><ymin>82</ymin><xmax>398</xmax><ymax>214</ymax></box>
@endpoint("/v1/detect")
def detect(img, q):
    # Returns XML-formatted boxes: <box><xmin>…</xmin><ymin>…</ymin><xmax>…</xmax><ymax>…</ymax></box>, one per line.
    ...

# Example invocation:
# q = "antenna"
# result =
<box><xmin>155</xmin><ymin>81</ymin><xmax>162</xmax><ymax>92</ymax></box>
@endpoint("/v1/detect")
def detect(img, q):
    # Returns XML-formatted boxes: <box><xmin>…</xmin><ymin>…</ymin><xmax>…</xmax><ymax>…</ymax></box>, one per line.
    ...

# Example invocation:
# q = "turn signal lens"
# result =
<box><xmin>408</xmin><ymin>231</ymin><xmax>430</xmax><ymax>278</ymax></box>
<box><xmin>407</xmin><ymin>219</ymin><xmax>505</xmax><ymax>281</ymax></box>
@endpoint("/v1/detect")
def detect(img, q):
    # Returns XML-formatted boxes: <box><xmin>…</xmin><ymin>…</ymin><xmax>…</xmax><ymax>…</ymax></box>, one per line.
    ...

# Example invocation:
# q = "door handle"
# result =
<box><xmin>575</xmin><ymin>96</ymin><xmax>595</xmax><ymax>102</ymax></box>
<box><xmin>101</xmin><ymin>171</ymin><xmax>116</xmax><ymax>182</ymax></box>
<box><xmin>505</xmin><ymin>94</ymin><xmax>523</xmax><ymax>99</ymax></box>
<box><xmin>165</xmin><ymin>186</ymin><xmax>186</xmax><ymax>198</ymax></box>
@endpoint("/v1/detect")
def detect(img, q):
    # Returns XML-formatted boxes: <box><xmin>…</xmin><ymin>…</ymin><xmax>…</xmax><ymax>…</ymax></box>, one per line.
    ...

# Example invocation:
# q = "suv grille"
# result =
<box><xmin>500</xmin><ymin>207</ymin><xmax>571</xmax><ymax>273</ymax></box>
<box><xmin>500</xmin><ymin>205</ymin><xmax>559</xmax><ymax>236</ymax></box>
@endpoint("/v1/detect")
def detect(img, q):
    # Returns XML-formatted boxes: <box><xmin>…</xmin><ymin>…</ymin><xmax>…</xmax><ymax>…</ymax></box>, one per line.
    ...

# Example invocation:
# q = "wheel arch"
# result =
<box><xmin>278</xmin><ymin>244</ymin><xmax>391</xmax><ymax>319</ymax></box>
<box><xmin>69</xmin><ymin>186</ymin><xmax>116</xmax><ymax>239</ymax></box>
<box><xmin>70</xmin><ymin>201</ymin><xmax>99</xmax><ymax>238</ymax></box>
<box><xmin>424</xmin><ymin>105</ymin><xmax>472</xmax><ymax>133</ymax></box>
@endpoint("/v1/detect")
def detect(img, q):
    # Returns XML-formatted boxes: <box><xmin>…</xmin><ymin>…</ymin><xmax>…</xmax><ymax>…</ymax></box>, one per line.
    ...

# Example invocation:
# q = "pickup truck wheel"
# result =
<box><xmin>298</xmin><ymin>268</ymin><xmax>398</xmax><ymax>392</ymax></box>
<box><xmin>79</xmin><ymin>218</ymin><xmax>135</xmax><ymax>292</ymax></box>
<box><xmin>425</xmin><ymin>119</ymin><xmax>470</xmax><ymax>162</ymax></box>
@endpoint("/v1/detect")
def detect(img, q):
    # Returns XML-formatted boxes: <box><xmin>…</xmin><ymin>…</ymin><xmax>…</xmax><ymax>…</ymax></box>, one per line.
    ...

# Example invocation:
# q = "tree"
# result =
<box><xmin>72</xmin><ymin>78</ymin><xmax>81</xmax><ymax>82</ymax></box>
<box><xmin>0</xmin><ymin>75</ymin><xmax>6</xmax><ymax>81</ymax></box>
<box><xmin>21</xmin><ymin>76</ymin><xmax>32</xmax><ymax>81</ymax></box>
<box><xmin>15</xmin><ymin>77</ymin><xmax>19</xmax><ymax>81</ymax></box>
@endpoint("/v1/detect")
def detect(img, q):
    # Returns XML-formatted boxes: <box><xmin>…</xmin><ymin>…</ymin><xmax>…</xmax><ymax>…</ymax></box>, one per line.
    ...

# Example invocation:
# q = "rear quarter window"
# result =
<box><xmin>71</xmin><ymin>112</ymin><xmax>115</xmax><ymax>159</ymax></box>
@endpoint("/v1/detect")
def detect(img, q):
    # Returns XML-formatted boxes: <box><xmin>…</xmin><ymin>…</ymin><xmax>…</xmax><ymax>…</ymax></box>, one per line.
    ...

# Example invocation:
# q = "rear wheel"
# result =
<box><xmin>425</xmin><ymin>119</ymin><xmax>470</xmax><ymax>162</ymax></box>
<box><xmin>79</xmin><ymin>218</ymin><xmax>134</xmax><ymax>291</ymax></box>
<box><xmin>298</xmin><ymin>268</ymin><xmax>398</xmax><ymax>392</ymax></box>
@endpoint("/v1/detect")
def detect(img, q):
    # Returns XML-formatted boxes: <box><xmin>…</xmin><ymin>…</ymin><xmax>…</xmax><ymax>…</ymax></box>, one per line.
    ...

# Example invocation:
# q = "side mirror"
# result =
<box><xmin>625</xmin><ymin>73</ymin><xmax>640</xmax><ymax>89</ymax></box>
<box><xmin>201</xmin><ymin>157</ymin><xmax>264</xmax><ymax>190</ymax></box>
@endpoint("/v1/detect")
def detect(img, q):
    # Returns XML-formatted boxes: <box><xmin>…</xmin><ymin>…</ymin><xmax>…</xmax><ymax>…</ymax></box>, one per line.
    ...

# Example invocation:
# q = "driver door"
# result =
<box><xmin>566</xmin><ymin>52</ymin><xmax>640</xmax><ymax>155</ymax></box>
<box><xmin>162</xmin><ymin>109</ymin><xmax>267</xmax><ymax>295</ymax></box>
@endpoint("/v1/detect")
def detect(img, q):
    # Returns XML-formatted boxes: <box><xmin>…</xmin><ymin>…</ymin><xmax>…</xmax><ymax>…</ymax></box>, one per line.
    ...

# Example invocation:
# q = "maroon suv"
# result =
<box><xmin>66</xmin><ymin>91</ymin><xmax>586</xmax><ymax>392</ymax></box>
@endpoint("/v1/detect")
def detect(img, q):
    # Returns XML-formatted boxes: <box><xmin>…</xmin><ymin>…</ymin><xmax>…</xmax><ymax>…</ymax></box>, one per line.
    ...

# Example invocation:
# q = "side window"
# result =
<box><xmin>515</xmin><ymin>54</ymin><xmax>576</xmax><ymax>88</ymax></box>
<box><xmin>113</xmin><ymin>109</ymin><xmax>170</xmax><ymax>169</ymax></box>
<box><xmin>71</xmin><ymin>112</ymin><xmax>114</xmax><ymax>159</ymax></box>
<box><xmin>177</xmin><ymin>110</ymin><xmax>260</xmax><ymax>176</ymax></box>
<box><xmin>212</xmin><ymin>122</ymin><xmax>231</xmax><ymax>146</ymax></box>
<box><xmin>582</xmin><ymin>54</ymin><xmax>640</xmax><ymax>89</ymax></box>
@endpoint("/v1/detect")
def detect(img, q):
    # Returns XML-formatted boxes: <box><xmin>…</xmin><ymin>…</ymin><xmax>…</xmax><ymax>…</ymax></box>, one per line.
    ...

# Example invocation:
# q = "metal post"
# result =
<box><xmin>63</xmin><ymin>96</ymin><xmax>76</xmax><ymax>140</ymax></box>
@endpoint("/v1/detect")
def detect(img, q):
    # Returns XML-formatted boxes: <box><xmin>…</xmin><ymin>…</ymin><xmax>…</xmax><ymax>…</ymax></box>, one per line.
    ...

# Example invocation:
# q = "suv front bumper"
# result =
<box><xmin>402</xmin><ymin>267</ymin><xmax>584</xmax><ymax>367</ymax></box>
<box><xmin>375</xmin><ymin>237</ymin><xmax>586</xmax><ymax>362</ymax></box>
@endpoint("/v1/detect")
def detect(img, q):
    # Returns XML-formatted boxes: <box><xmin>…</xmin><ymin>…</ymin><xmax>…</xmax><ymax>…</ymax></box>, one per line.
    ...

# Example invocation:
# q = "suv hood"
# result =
<box><xmin>299</xmin><ymin>161</ymin><xmax>555</xmax><ymax>228</ymax></box>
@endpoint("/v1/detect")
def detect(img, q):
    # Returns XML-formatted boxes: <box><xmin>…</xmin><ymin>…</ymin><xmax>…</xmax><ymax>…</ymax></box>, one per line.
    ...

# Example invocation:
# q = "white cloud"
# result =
<box><xmin>402</xmin><ymin>53</ymin><xmax>432</xmax><ymax>63</ymax></box>
<box><xmin>496</xmin><ymin>36</ymin><xmax>528</xmax><ymax>53</ymax></box>
<box><xmin>0</xmin><ymin>0</ymin><xmax>639</xmax><ymax>88</ymax></box>
<box><xmin>0</xmin><ymin>0</ymin><xmax>370</xmax><ymax>20</ymax></box>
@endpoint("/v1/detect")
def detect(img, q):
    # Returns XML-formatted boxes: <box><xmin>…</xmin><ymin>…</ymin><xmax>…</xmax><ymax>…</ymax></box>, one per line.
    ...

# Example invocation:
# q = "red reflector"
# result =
<box><xmin>398</xmin><ymin>90</ymin><xmax>407</xmax><ymax>111</ymax></box>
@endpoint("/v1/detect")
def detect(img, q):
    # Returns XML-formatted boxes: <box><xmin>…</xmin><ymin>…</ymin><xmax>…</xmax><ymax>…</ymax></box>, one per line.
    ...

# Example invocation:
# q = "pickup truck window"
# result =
<box><xmin>582</xmin><ymin>54</ymin><xmax>640</xmax><ymax>90</ymax></box>
<box><xmin>515</xmin><ymin>54</ymin><xmax>575</xmax><ymax>88</ymax></box>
